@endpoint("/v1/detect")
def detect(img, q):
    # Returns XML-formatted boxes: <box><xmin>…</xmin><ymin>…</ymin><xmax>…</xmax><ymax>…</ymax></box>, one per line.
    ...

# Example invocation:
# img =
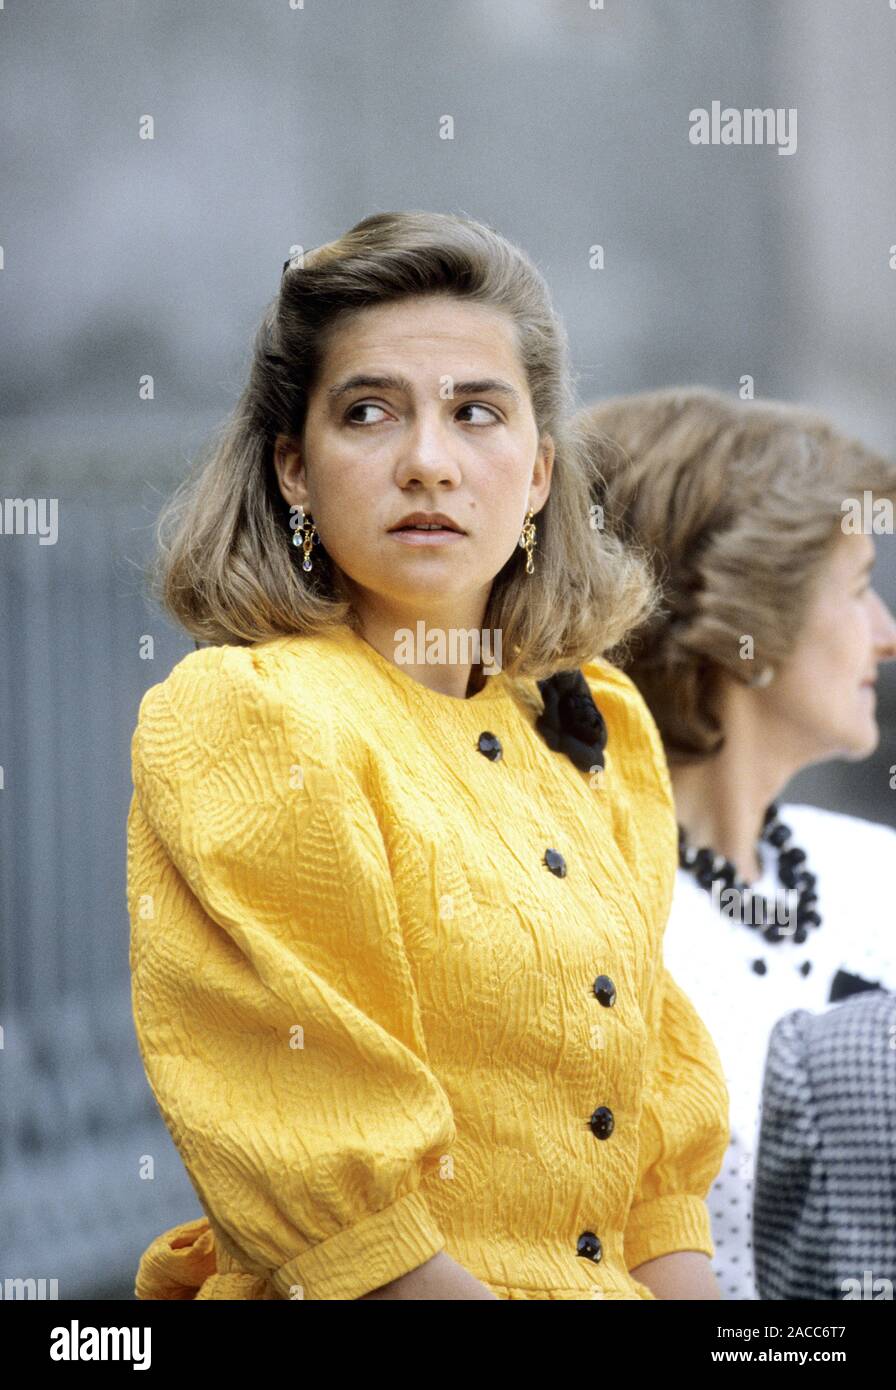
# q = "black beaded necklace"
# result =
<box><xmin>677</xmin><ymin>803</ymin><xmax>822</xmax><ymax>947</ymax></box>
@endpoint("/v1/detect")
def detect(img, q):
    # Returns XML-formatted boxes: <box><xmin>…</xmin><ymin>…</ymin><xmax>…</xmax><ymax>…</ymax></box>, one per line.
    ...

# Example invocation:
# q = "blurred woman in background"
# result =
<box><xmin>573</xmin><ymin>386</ymin><xmax>896</xmax><ymax>1299</ymax></box>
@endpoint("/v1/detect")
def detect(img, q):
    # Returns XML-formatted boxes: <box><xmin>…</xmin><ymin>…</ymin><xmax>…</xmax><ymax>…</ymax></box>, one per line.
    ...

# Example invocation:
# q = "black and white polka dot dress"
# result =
<box><xmin>661</xmin><ymin>802</ymin><xmax>896</xmax><ymax>1300</ymax></box>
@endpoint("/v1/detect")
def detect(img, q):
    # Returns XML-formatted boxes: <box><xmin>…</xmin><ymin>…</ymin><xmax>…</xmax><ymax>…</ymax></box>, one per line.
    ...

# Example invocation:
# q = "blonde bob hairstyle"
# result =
<box><xmin>573</xmin><ymin>386</ymin><xmax>896</xmax><ymax>761</ymax></box>
<box><xmin>150</xmin><ymin>210</ymin><xmax>655</xmax><ymax>679</ymax></box>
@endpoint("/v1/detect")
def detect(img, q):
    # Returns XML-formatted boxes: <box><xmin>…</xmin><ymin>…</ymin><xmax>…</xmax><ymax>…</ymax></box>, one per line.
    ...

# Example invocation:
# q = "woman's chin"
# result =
<box><xmin>843</xmin><ymin>719</ymin><xmax>879</xmax><ymax>760</ymax></box>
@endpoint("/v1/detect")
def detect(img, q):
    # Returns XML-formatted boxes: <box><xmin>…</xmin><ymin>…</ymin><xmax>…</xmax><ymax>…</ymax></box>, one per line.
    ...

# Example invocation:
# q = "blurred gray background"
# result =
<box><xmin>1</xmin><ymin>0</ymin><xmax>894</xmax><ymax>1298</ymax></box>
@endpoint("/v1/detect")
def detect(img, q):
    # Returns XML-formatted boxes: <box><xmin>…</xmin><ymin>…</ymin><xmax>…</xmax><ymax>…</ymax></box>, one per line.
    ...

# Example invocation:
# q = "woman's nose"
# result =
<box><xmin>395</xmin><ymin>413</ymin><xmax>463</xmax><ymax>485</ymax></box>
<box><xmin>872</xmin><ymin>590</ymin><xmax>896</xmax><ymax>661</ymax></box>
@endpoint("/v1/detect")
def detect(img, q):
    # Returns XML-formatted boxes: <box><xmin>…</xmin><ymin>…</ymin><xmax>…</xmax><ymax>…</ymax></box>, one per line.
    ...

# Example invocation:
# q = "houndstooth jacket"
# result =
<box><xmin>753</xmin><ymin>989</ymin><xmax>896</xmax><ymax>1300</ymax></box>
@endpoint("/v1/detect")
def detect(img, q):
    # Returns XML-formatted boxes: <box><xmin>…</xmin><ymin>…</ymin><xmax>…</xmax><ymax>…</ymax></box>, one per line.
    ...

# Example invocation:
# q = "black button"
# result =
<box><xmin>798</xmin><ymin>960</ymin><xmax>812</xmax><ymax>976</ymax></box>
<box><xmin>476</xmin><ymin>731</ymin><xmax>502</xmax><ymax>761</ymax></box>
<box><xmin>589</xmin><ymin>1106</ymin><xmax>614</xmax><ymax>1140</ymax></box>
<box><xmin>577</xmin><ymin>1231</ymin><xmax>603</xmax><ymax>1262</ymax></box>
<box><xmin>593</xmin><ymin>975</ymin><xmax>616</xmax><ymax>1007</ymax></box>
<box><xmin>544</xmin><ymin>848</ymin><xmax>567</xmax><ymax>877</ymax></box>
<box><xmin>751</xmin><ymin>958</ymin><xmax>767</xmax><ymax>976</ymax></box>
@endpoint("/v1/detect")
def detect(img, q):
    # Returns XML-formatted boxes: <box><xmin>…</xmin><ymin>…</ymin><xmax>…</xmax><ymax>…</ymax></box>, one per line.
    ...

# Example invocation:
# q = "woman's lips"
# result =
<box><xmin>388</xmin><ymin>528</ymin><xmax>466</xmax><ymax>545</ymax></box>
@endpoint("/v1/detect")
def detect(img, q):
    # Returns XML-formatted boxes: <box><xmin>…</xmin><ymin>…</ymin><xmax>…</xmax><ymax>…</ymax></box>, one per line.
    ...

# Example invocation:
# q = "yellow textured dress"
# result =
<box><xmin>127</xmin><ymin>622</ymin><xmax>729</xmax><ymax>1300</ymax></box>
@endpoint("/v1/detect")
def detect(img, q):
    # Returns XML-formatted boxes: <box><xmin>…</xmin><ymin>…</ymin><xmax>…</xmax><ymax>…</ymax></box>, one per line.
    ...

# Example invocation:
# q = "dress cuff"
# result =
<box><xmin>272</xmin><ymin>1189</ymin><xmax>446</xmax><ymax>1300</ymax></box>
<box><xmin>624</xmin><ymin>1195</ymin><xmax>714</xmax><ymax>1271</ymax></box>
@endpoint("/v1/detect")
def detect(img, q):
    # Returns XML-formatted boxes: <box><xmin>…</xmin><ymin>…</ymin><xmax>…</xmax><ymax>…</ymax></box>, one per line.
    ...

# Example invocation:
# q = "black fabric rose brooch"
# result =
<box><xmin>535</xmin><ymin>669</ymin><xmax>608</xmax><ymax>774</ymax></box>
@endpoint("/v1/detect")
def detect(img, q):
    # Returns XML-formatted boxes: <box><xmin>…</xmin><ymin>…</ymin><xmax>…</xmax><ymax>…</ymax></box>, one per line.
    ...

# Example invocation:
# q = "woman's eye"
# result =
<box><xmin>346</xmin><ymin>402</ymin><xmax>390</xmax><ymax>425</ymax></box>
<box><xmin>346</xmin><ymin>401</ymin><xmax>500</xmax><ymax>425</ymax></box>
<box><xmin>458</xmin><ymin>402</ymin><xmax>500</xmax><ymax>425</ymax></box>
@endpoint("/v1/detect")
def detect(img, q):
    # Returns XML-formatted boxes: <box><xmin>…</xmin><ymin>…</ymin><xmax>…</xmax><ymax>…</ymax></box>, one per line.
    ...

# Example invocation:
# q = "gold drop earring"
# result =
<box><xmin>519</xmin><ymin>507</ymin><xmax>537</xmax><ymax>575</ymax></box>
<box><xmin>292</xmin><ymin>507</ymin><xmax>319</xmax><ymax>572</ymax></box>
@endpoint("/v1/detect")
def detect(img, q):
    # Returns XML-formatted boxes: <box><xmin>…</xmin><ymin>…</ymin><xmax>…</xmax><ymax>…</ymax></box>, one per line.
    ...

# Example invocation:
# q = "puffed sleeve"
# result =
<box><xmin>127</xmin><ymin>645</ymin><xmax>457</xmax><ymax>1301</ymax></box>
<box><xmin>623</xmin><ymin>962</ymin><xmax>731</xmax><ymax>1270</ymax></box>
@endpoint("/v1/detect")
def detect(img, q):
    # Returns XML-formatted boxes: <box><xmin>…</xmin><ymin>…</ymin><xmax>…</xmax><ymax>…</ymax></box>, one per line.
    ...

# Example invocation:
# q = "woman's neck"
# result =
<box><xmin>670</xmin><ymin>760</ymin><xmax>772</xmax><ymax>883</ymax></box>
<box><xmin>348</xmin><ymin>595</ymin><xmax>492</xmax><ymax>700</ymax></box>
<box><xmin>664</xmin><ymin>667</ymin><xmax>816</xmax><ymax>884</ymax></box>
<box><xmin>669</xmin><ymin>689</ymin><xmax>802</xmax><ymax>884</ymax></box>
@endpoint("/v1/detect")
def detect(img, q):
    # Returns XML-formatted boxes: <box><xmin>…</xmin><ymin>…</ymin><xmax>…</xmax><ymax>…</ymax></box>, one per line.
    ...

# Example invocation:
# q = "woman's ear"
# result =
<box><xmin>272</xmin><ymin>434</ymin><xmax>307</xmax><ymax>509</ymax></box>
<box><xmin>531</xmin><ymin>433</ymin><xmax>555</xmax><ymax>508</ymax></box>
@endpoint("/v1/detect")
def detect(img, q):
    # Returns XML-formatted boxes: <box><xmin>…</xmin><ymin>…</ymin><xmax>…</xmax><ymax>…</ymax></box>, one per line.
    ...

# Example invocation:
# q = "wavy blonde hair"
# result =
<box><xmin>573</xmin><ymin>385</ymin><xmax>896</xmax><ymax>759</ymax></box>
<box><xmin>149</xmin><ymin>210</ymin><xmax>655</xmax><ymax>679</ymax></box>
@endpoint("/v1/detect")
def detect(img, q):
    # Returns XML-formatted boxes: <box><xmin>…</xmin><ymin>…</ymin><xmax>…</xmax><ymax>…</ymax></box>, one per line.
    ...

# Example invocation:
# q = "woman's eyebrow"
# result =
<box><xmin>327</xmin><ymin>372</ymin><xmax>521</xmax><ymax>404</ymax></box>
<box><xmin>452</xmin><ymin>378</ymin><xmax>522</xmax><ymax>405</ymax></box>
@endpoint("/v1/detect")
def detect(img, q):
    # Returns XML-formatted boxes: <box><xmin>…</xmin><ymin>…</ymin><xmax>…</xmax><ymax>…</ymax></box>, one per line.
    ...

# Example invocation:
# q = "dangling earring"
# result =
<box><xmin>749</xmin><ymin>665</ymin><xmax>775</xmax><ymax>689</ymax></box>
<box><xmin>291</xmin><ymin>507</ymin><xmax>319</xmax><ymax>572</ymax></box>
<box><xmin>519</xmin><ymin>507</ymin><xmax>537</xmax><ymax>575</ymax></box>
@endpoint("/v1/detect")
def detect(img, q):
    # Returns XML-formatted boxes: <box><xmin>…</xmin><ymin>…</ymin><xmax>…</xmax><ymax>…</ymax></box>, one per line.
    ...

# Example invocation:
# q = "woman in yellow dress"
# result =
<box><xmin>127</xmin><ymin>210</ymin><xmax>729</xmax><ymax>1300</ymax></box>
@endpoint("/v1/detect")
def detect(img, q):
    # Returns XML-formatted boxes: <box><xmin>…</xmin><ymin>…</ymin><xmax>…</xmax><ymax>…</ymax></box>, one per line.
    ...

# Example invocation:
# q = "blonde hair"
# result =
<box><xmin>573</xmin><ymin>385</ymin><xmax>896</xmax><ymax>759</ymax></box>
<box><xmin>149</xmin><ymin>210</ymin><xmax>654</xmax><ymax>679</ymax></box>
